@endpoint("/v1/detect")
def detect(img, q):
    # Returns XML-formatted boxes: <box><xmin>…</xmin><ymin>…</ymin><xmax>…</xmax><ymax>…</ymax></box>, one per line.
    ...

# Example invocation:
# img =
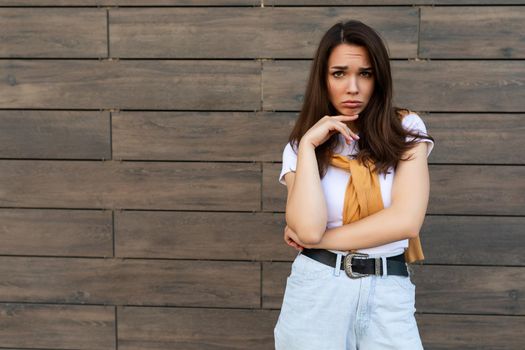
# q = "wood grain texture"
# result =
<box><xmin>115</xmin><ymin>211</ymin><xmax>298</xmax><ymax>261</ymax></box>
<box><xmin>0</xmin><ymin>303</ymin><xmax>115</xmax><ymax>349</ymax></box>
<box><xmin>110</xmin><ymin>7</ymin><xmax>417</xmax><ymax>58</ymax></box>
<box><xmin>419</xmin><ymin>216</ymin><xmax>525</xmax><ymax>266</ymax></box>
<box><xmin>0</xmin><ymin>8</ymin><xmax>107</xmax><ymax>58</ymax></box>
<box><xmin>0</xmin><ymin>160</ymin><xmax>260</xmax><ymax>210</ymax></box>
<box><xmin>0</xmin><ymin>111</ymin><xmax>110</xmax><ymax>159</ymax></box>
<box><xmin>420</xmin><ymin>6</ymin><xmax>525</xmax><ymax>58</ymax></box>
<box><xmin>118</xmin><ymin>306</ymin><xmax>278</xmax><ymax>350</ymax></box>
<box><xmin>412</xmin><ymin>264</ymin><xmax>525</xmax><ymax>315</ymax></box>
<box><xmin>0</xmin><ymin>208</ymin><xmax>112</xmax><ymax>257</ymax></box>
<box><xmin>112</xmin><ymin>111</ymin><xmax>295</xmax><ymax>161</ymax></box>
<box><xmin>0</xmin><ymin>60</ymin><xmax>260</xmax><ymax>110</ymax></box>
<box><xmin>417</xmin><ymin>314</ymin><xmax>525</xmax><ymax>350</ymax></box>
<box><xmin>427</xmin><ymin>164</ymin><xmax>525</xmax><ymax>216</ymax></box>
<box><xmin>420</xmin><ymin>113</ymin><xmax>525</xmax><ymax>164</ymax></box>
<box><xmin>263</xmin><ymin>60</ymin><xmax>525</xmax><ymax>112</ymax></box>
<box><xmin>0</xmin><ymin>257</ymin><xmax>260</xmax><ymax>307</ymax></box>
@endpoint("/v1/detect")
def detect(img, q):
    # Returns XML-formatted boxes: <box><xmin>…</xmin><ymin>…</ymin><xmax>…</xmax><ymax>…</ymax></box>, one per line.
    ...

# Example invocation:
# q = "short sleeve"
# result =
<box><xmin>402</xmin><ymin>113</ymin><xmax>434</xmax><ymax>158</ymax></box>
<box><xmin>278</xmin><ymin>141</ymin><xmax>298</xmax><ymax>186</ymax></box>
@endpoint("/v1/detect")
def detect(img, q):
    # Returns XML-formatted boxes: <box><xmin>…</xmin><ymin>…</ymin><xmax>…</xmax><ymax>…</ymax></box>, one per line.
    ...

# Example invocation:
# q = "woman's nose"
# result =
<box><xmin>346</xmin><ymin>76</ymin><xmax>359</xmax><ymax>94</ymax></box>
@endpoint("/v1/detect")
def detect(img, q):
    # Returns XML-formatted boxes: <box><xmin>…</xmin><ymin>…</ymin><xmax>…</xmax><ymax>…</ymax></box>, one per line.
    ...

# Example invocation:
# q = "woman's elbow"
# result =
<box><xmin>405</xmin><ymin>215</ymin><xmax>425</xmax><ymax>238</ymax></box>
<box><xmin>295</xmin><ymin>225</ymin><xmax>325</xmax><ymax>244</ymax></box>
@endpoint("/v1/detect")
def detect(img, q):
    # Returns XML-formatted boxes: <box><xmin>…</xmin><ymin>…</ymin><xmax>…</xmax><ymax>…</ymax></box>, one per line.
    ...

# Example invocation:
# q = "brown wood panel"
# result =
<box><xmin>263</xmin><ymin>262</ymin><xmax>525</xmax><ymax>315</ymax></box>
<box><xmin>0</xmin><ymin>160</ymin><xmax>260</xmax><ymax>210</ymax></box>
<box><xmin>420</xmin><ymin>7</ymin><xmax>525</xmax><ymax>58</ymax></box>
<box><xmin>115</xmin><ymin>211</ymin><xmax>297</xmax><ymax>261</ymax></box>
<box><xmin>118</xmin><ymin>306</ymin><xmax>278</xmax><ymax>350</ymax></box>
<box><xmin>0</xmin><ymin>60</ymin><xmax>260</xmax><ymax>110</ymax></box>
<box><xmin>0</xmin><ymin>257</ymin><xmax>260</xmax><ymax>307</ymax></box>
<box><xmin>428</xmin><ymin>164</ymin><xmax>525</xmax><ymax>216</ymax></box>
<box><xmin>264</xmin><ymin>163</ymin><xmax>525</xmax><ymax>215</ymax></box>
<box><xmin>112</xmin><ymin>111</ymin><xmax>295</xmax><ymax>161</ymax></box>
<box><xmin>0</xmin><ymin>303</ymin><xmax>115</xmax><ymax>349</ymax></box>
<box><xmin>0</xmin><ymin>111</ymin><xmax>110</xmax><ymax>159</ymax></box>
<box><xmin>110</xmin><ymin>7</ymin><xmax>417</xmax><ymax>59</ymax></box>
<box><xmin>412</xmin><ymin>264</ymin><xmax>525</xmax><ymax>316</ymax></box>
<box><xmin>0</xmin><ymin>8</ymin><xmax>107</xmax><ymax>58</ymax></box>
<box><xmin>263</xmin><ymin>60</ymin><xmax>525</xmax><ymax>112</ymax></box>
<box><xmin>421</xmin><ymin>216</ymin><xmax>525</xmax><ymax>266</ymax></box>
<box><xmin>0</xmin><ymin>208</ymin><xmax>112</xmax><ymax>257</ymax></box>
<box><xmin>422</xmin><ymin>113</ymin><xmax>525</xmax><ymax>164</ymax></box>
<box><xmin>418</xmin><ymin>314</ymin><xmax>525</xmax><ymax>350</ymax></box>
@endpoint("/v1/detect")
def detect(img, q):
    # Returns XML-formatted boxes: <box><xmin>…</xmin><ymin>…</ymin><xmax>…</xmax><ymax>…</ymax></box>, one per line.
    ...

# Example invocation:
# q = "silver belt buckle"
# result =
<box><xmin>343</xmin><ymin>252</ymin><xmax>370</xmax><ymax>279</ymax></box>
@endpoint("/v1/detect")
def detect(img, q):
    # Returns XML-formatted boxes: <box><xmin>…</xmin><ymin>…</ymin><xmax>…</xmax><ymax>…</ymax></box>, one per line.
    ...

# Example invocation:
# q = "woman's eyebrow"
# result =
<box><xmin>329</xmin><ymin>65</ymin><xmax>373</xmax><ymax>70</ymax></box>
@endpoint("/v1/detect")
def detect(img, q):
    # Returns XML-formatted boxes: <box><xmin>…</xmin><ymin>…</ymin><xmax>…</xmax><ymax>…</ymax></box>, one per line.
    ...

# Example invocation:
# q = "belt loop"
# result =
<box><xmin>381</xmin><ymin>256</ymin><xmax>388</xmax><ymax>278</ymax></box>
<box><xmin>334</xmin><ymin>253</ymin><xmax>342</xmax><ymax>277</ymax></box>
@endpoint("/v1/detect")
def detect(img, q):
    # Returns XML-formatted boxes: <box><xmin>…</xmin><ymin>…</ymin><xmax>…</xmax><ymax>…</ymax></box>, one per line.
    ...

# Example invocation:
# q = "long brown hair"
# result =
<box><xmin>287</xmin><ymin>20</ymin><xmax>434</xmax><ymax>178</ymax></box>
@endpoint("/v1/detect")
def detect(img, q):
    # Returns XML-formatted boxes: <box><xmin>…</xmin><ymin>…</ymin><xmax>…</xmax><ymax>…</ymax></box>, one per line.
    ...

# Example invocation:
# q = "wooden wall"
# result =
<box><xmin>0</xmin><ymin>1</ymin><xmax>524</xmax><ymax>349</ymax></box>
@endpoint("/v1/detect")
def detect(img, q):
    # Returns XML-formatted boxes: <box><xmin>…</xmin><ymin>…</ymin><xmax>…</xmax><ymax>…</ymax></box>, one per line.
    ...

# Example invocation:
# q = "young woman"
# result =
<box><xmin>274</xmin><ymin>20</ymin><xmax>435</xmax><ymax>349</ymax></box>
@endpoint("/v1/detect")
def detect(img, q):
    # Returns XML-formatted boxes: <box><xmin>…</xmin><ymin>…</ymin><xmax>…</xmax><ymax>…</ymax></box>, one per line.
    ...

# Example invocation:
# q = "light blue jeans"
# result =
<box><xmin>274</xmin><ymin>251</ymin><xmax>424</xmax><ymax>349</ymax></box>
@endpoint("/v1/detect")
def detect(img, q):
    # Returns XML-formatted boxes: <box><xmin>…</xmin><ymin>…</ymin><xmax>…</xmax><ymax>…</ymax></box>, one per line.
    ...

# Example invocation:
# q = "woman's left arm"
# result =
<box><xmin>297</xmin><ymin>141</ymin><xmax>431</xmax><ymax>250</ymax></box>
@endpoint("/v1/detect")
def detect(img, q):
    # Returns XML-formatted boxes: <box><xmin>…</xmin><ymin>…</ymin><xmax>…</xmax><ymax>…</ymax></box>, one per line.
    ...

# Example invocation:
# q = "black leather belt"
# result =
<box><xmin>301</xmin><ymin>248</ymin><xmax>408</xmax><ymax>278</ymax></box>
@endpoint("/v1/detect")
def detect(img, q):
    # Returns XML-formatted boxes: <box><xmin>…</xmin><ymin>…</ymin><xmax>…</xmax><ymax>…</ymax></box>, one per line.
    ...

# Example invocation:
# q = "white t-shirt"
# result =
<box><xmin>279</xmin><ymin>112</ymin><xmax>434</xmax><ymax>256</ymax></box>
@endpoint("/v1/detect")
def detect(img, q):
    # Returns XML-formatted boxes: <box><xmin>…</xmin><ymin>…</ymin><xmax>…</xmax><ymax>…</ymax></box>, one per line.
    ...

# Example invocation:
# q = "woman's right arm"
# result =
<box><xmin>282</xmin><ymin>114</ymin><xmax>359</xmax><ymax>245</ymax></box>
<box><xmin>284</xmin><ymin>139</ymin><xmax>328</xmax><ymax>244</ymax></box>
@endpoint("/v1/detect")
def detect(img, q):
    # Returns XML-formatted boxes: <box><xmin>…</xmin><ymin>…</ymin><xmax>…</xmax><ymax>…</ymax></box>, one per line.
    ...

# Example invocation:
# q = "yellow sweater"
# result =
<box><xmin>329</xmin><ymin>152</ymin><xmax>425</xmax><ymax>264</ymax></box>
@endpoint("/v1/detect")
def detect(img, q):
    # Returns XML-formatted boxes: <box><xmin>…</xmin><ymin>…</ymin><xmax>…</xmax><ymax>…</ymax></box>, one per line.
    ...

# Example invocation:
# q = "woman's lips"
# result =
<box><xmin>342</xmin><ymin>102</ymin><xmax>362</xmax><ymax>108</ymax></box>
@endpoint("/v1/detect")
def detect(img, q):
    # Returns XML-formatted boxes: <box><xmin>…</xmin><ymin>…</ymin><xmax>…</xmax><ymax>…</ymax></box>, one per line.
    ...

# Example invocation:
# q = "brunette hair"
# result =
<box><xmin>287</xmin><ymin>20</ymin><xmax>434</xmax><ymax>178</ymax></box>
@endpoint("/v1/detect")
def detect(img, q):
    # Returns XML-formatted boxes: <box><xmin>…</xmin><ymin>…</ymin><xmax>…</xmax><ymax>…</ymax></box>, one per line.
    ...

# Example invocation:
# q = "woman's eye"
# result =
<box><xmin>332</xmin><ymin>71</ymin><xmax>344</xmax><ymax>78</ymax></box>
<box><xmin>361</xmin><ymin>71</ymin><xmax>372</xmax><ymax>78</ymax></box>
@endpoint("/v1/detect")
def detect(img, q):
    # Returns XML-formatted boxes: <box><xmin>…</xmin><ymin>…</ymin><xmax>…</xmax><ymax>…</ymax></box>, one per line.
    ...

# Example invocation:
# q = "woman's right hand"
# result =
<box><xmin>302</xmin><ymin>114</ymin><xmax>360</xmax><ymax>148</ymax></box>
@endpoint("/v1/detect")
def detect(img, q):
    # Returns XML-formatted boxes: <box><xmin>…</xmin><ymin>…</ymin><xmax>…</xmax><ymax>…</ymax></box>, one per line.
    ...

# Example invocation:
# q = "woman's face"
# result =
<box><xmin>326</xmin><ymin>43</ymin><xmax>375</xmax><ymax>131</ymax></box>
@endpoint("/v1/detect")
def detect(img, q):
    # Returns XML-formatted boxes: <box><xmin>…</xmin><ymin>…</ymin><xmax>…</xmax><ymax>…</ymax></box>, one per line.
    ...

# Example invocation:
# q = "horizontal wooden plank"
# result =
<box><xmin>118</xmin><ymin>306</ymin><xmax>278</xmax><ymax>350</ymax></box>
<box><xmin>418</xmin><ymin>314</ymin><xmax>525</xmax><ymax>350</ymax></box>
<box><xmin>0</xmin><ymin>60</ymin><xmax>260</xmax><ymax>110</ymax></box>
<box><xmin>263</xmin><ymin>60</ymin><xmax>525</xmax><ymax>112</ymax></box>
<box><xmin>422</xmin><ymin>113</ymin><xmax>525</xmax><ymax>164</ymax></box>
<box><xmin>115</xmin><ymin>211</ymin><xmax>297</xmax><ymax>261</ymax></box>
<box><xmin>0</xmin><ymin>8</ymin><xmax>106</xmax><ymax>58</ymax></box>
<box><xmin>0</xmin><ymin>110</ymin><xmax>110</xmax><ymax>159</ymax></box>
<box><xmin>0</xmin><ymin>160</ymin><xmax>260</xmax><ymax>210</ymax></box>
<box><xmin>421</xmin><ymin>216</ymin><xmax>525</xmax><ymax>266</ymax></box>
<box><xmin>112</xmin><ymin>111</ymin><xmax>295</xmax><ymax>161</ymax></box>
<box><xmin>412</xmin><ymin>264</ymin><xmax>525</xmax><ymax>316</ymax></box>
<box><xmin>0</xmin><ymin>257</ymin><xmax>260</xmax><ymax>307</ymax></box>
<box><xmin>0</xmin><ymin>303</ymin><xmax>115</xmax><ymax>349</ymax></box>
<box><xmin>264</xmin><ymin>262</ymin><xmax>525</xmax><ymax>315</ymax></box>
<box><xmin>420</xmin><ymin>7</ymin><xmax>525</xmax><ymax>58</ymax></box>
<box><xmin>0</xmin><ymin>208</ymin><xmax>112</xmax><ymax>257</ymax></box>
<box><xmin>264</xmin><ymin>163</ymin><xmax>525</xmax><ymax>215</ymax></box>
<box><xmin>110</xmin><ymin>7</ymin><xmax>417</xmax><ymax>58</ymax></box>
<box><xmin>428</xmin><ymin>165</ymin><xmax>525</xmax><ymax>215</ymax></box>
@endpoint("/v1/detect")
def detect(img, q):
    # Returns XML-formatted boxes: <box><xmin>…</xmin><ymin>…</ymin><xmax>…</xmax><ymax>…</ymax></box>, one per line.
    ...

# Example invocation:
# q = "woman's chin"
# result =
<box><xmin>339</xmin><ymin>106</ymin><xmax>363</xmax><ymax>116</ymax></box>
